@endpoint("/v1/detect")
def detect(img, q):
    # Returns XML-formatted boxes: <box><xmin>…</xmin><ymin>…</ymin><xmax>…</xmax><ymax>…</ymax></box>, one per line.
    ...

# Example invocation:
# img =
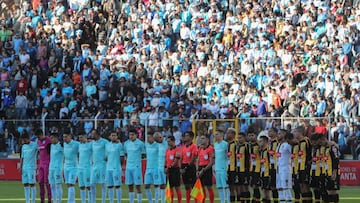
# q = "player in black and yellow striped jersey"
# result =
<box><xmin>293</xmin><ymin>126</ymin><xmax>313</xmax><ymax>203</ymax></box>
<box><xmin>258</xmin><ymin>134</ymin><xmax>271</xmax><ymax>203</ymax></box>
<box><xmin>288</xmin><ymin>134</ymin><xmax>301</xmax><ymax>203</ymax></box>
<box><xmin>311</xmin><ymin>133</ymin><xmax>340</xmax><ymax>203</ymax></box>
<box><xmin>226</xmin><ymin>128</ymin><xmax>239</xmax><ymax>203</ymax></box>
<box><xmin>248</xmin><ymin>129</ymin><xmax>261</xmax><ymax>203</ymax></box>
<box><xmin>236</xmin><ymin>132</ymin><xmax>250</xmax><ymax>203</ymax></box>
<box><xmin>309</xmin><ymin>134</ymin><xmax>327</xmax><ymax>203</ymax></box>
<box><xmin>267</xmin><ymin>127</ymin><xmax>279</xmax><ymax>203</ymax></box>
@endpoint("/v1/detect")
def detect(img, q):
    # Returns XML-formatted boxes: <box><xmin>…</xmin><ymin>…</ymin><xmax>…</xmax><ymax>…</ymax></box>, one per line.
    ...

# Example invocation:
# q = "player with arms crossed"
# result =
<box><xmin>259</xmin><ymin>134</ymin><xmax>271</xmax><ymax>203</ymax></box>
<box><xmin>293</xmin><ymin>126</ymin><xmax>313</xmax><ymax>203</ymax></box>
<box><xmin>105</xmin><ymin>131</ymin><xmax>125</xmax><ymax>203</ymax></box>
<box><xmin>165</xmin><ymin>135</ymin><xmax>182</xmax><ymax>203</ymax></box>
<box><xmin>49</xmin><ymin>131</ymin><xmax>64</xmax><ymax>203</ymax></box>
<box><xmin>226</xmin><ymin>128</ymin><xmax>238</xmax><ymax>203</ymax></box>
<box><xmin>78</xmin><ymin>131</ymin><xmax>92</xmax><ymax>203</ymax></box>
<box><xmin>124</xmin><ymin>128</ymin><xmax>146</xmax><ymax>203</ymax></box>
<box><xmin>63</xmin><ymin>130</ymin><xmax>80</xmax><ymax>203</ymax></box>
<box><xmin>154</xmin><ymin>132</ymin><xmax>168</xmax><ymax>203</ymax></box>
<box><xmin>180</xmin><ymin>131</ymin><xmax>198</xmax><ymax>203</ymax></box>
<box><xmin>289</xmin><ymin>132</ymin><xmax>301</xmax><ymax>203</ymax></box>
<box><xmin>276</xmin><ymin>130</ymin><xmax>293</xmax><ymax>203</ymax></box>
<box><xmin>144</xmin><ymin>131</ymin><xmax>158</xmax><ymax>203</ymax></box>
<box><xmin>90</xmin><ymin>129</ymin><xmax>109</xmax><ymax>203</ymax></box>
<box><xmin>213</xmin><ymin>130</ymin><xmax>229</xmax><ymax>203</ymax></box>
<box><xmin>248</xmin><ymin>129</ymin><xmax>261</xmax><ymax>203</ymax></box>
<box><xmin>236</xmin><ymin>132</ymin><xmax>251</xmax><ymax>203</ymax></box>
<box><xmin>20</xmin><ymin>132</ymin><xmax>38</xmax><ymax>203</ymax></box>
<box><xmin>197</xmin><ymin>135</ymin><xmax>215</xmax><ymax>203</ymax></box>
<box><xmin>35</xmin><ymin>129</ymin><xmax>52</xmax><ymax>203</ymax></box>
<box><xmin>267</xmin><ymin>127</ymin><xmax>279</xmax><ymax>203</ymax></box>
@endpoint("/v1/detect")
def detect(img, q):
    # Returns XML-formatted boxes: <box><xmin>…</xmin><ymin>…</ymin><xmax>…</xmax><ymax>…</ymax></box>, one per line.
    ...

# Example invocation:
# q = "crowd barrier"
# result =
<box><xmin>1</xmin><ymin>159</ymin><xmax>360</xmax><ymax>186</ymax></box>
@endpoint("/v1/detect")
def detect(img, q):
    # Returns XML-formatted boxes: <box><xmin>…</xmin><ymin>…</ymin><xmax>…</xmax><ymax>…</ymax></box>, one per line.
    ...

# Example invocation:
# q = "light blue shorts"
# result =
<box><xmin>106</xmin><ymin>170</ymin><xmax>122</xmax><ymax>187</ymax></box>
<box><xmin>22</xmin><ymin>168</ymin><xmax>36</xmax><ymax>184</ymax></box>
<box><xmin>215</xmin><ymin>170</ymin><xmax>228</xmax><ymax>188</ymax></box>
<box><xmin>154</xmin><ymin>168</ymin><xmax>166</xmax><ymax>185</ymax></box>
<box><xmin>144</xmin><ymin>168</ymin><xmax>158</xmax><ymax>185</ymax></box>
<box><xmin>91</xmin><ymin>166</ymin><xmax>106</xmax><ymax>184</ymax></box>
<box><xmin>64</xmin><ymin>167</ymin><xmax>77</xmax><ymax>185</ymax></box>
<box><xmin>125</xmin><ymin>167</ymin><xmax>142</xmax><ymax>185</ymax></box>
<box><xmin>48</xmin><ymin>169</ymin><xmax>63</xmax><ymax>184</ymax></box>
<box><xmin>78</xmin><ymin>168</ymin><xmax>91</xmax><ymax>187</ymax></box>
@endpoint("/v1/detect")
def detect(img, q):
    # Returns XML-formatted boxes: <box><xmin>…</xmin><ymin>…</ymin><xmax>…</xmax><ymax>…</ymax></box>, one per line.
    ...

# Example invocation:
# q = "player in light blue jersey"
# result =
<box><xmin>90</xmin><ymin>129</ymin><xmax>109</xmax><ymax>203</ymax></box>
<box><xmin>124</xmin><ymin>128</ymin><xmax>146</xmax><ymax>203</ymax></box>
<box><xmin>49</xmin><ymin>131</ymin><xmax>64</xmax><ymax>203</ymax></box>
<box><xmin>20</xmin><ymin>132</ymin><xmax>38</xmax><ymax>203</ymax></box>
<box><xmin>78</xmin><ymin>132</ymin><xmax>92</xmax><ymax>203</ymax></box>
<box><xmin>63</xmin><ymin>130</ymin><xmax>80</xmax><ymax>203</ymax></box>
<box><xmin>154</xmin><ymin>132</ymin><xmax>168</xmax><ymax>203</ymax></box>
<box><xmin>144</xmin><ymin>132</ymin><xmax>158</xmax><ymax>203</ymax></box>
<box><xmin>213</xmin><ymin>130</ymin><xmax>229</xmax><ymax>203</ymax></box>
<box><xmin>105</xmin><ymin>131</ymin><xmax>125</xmax><ymax>203</ymax></box>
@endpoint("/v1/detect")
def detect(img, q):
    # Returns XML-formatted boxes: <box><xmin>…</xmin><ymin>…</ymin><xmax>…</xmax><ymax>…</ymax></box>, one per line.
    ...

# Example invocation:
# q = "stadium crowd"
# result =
<box><xmin>0</xmin><ymin>0</ymin><xmax>360</xmax><ymax>159</ymax></box>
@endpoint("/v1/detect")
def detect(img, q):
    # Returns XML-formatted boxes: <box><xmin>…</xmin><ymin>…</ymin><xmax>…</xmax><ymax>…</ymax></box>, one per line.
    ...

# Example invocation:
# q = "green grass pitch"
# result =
<box><xmin>0</xmin><ymin>181</ymin><xmax>359</xmax><ymax>202</ymax></box>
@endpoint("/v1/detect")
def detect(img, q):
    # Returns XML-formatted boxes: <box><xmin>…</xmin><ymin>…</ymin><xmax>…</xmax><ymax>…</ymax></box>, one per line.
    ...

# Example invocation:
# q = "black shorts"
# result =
<box><xmin>250</xmin><ymin>172</ymin><xmax>261</xmax><ymax>187</ymax></box>
<box><xmin>270</xmin><ymin>168</ymin><xmax>276</xmax><ymax>188</ymax></box>
<box><xmin>227</xmin><ymin>171</ymin><xmax>238</xmax><ymax>185</ymax></box>
<box><xmin>292</xmin><ymin>174</ymin><xmax>300</xmax><ymax>191</ymax></box>
<box><xmin>198</xmin><ymin>166</ymin><xmax>213</xmax><ymax>186</ymax></box>
<box><xmin>261</xmin><ymin>177</ymin><xmax>271</xmax><ymax>190</ymax></box>
<box><xmin>298</xmin><ymin>170</ymin><xmax>310</xmax><ymax>184</ymax></box>
<box><xmin>237</xmin><ymin>172</ymin><xmax>249</xmax><ymax>186</ymax></box>
<box><xmin>181</xmin><ymin>164</ymin><xmax>196</xmax><ymax>186</ymax></box>
<box><xmin>168</xmin><ymin>167</ymin><xmax>181</xmax><ymax>187</ymax></box>
<box><xmin>310</xmin><ymin>175</ymin><xmax>325</xmax><ymax>189</ymax></box>
<box><xmin>325</xmin><ymin>176</ymin><xmax>340</xmax><ymax>191</ymax></box>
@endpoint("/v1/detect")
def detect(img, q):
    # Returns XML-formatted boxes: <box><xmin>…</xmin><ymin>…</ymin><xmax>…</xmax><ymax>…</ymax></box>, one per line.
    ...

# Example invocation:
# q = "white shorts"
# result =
<box><xmin>276</xmin><ymin>172</ymin><xmax>292</xmax><ymax>189</ymax></box>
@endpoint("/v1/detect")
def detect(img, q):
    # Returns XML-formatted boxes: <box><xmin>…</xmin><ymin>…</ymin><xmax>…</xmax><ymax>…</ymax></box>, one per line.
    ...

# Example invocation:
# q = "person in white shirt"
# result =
<box><xmin>197</xmin><ymin>62</ymin><xmax>209</xmax><ymax>78</ymax></box>
<box><xmin>276</xmin><ymin>129</ymin><xmax>293</xmax><ymax>203</ymax></box>
<box><xmin>179</xmin><ymin>23</ymin><xmax>190</xmax><ymax>40</ymax></box>
<box><xmin>148</xmin><ymin>108</ymin><xmax>159</xmax><ymax>128</ymax></box>
<box><xmin>19</xmin><ymin>50</ymin><xmax>30</xmax><ymax>65</ymax></box>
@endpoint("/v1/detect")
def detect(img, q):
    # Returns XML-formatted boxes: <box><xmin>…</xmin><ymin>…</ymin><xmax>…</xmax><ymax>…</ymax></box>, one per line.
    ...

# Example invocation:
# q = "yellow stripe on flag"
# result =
<box><xmin>191</xmin><ymin>178</ymin><xmax>205</xmax><ymax>202</ymax></box>
<box><xmin>165</xmin><ymin>180</ymin><xmax>172</xmax><ymax>203</ymax></box>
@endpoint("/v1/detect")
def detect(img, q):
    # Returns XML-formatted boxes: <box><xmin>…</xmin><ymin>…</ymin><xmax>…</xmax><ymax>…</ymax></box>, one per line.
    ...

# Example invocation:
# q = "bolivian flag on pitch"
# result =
<box><xmin>191</xmin><ymin>179</ymin><xmax>205</xmax><ymax>202</ymax></box>
<box><xmin>165</xmin><ymin>180</ymin><xmax>172</xmax><ymax>203</ymax></box>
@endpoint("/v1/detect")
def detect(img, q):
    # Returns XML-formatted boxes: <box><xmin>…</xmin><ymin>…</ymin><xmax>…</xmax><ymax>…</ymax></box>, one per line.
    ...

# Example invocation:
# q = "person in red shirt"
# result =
<box><xmin>165</xmin><ymin>135</ymin><xmax>182</xmax><ymax>203</ymax></box>
<box><xmin>197</xmin><ymin>135</ymin><xmax>215</xmax><ymax>203</ymax></box>
<box><xmin>180</xmin><ymin>131</ymin><xmax>198</xmax><ymax>203</ymax></box>
<box><xmin>16</xmin><ymin>75</ymin><xmax>28</xmax><ymax>95</ymax></box>
<box><xmin>314</xmin><ymin>119</ymin><xmax>327</xmax><ymax>136</ymax></box>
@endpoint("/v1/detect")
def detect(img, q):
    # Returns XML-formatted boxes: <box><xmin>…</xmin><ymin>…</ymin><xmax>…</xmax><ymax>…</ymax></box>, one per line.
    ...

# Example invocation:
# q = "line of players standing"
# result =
<box><xmin>19</xmin><ymin>124</ymin><xmax>340</xmax><ymax>203</ymax></box>
<box><xmin>221</xmin><ymin>126</ymin><xmax>340</xmax><ymax>203</ymax></box>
